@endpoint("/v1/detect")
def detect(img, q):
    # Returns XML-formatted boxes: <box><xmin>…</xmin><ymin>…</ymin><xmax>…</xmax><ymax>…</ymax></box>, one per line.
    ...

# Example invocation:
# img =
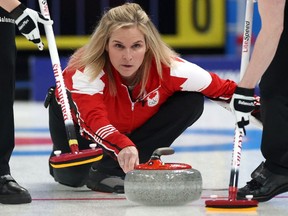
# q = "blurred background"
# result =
<box><xmin>14</xmin><ymin>0</ymin><xmax>261</xmax><ymax>101</ymax></box>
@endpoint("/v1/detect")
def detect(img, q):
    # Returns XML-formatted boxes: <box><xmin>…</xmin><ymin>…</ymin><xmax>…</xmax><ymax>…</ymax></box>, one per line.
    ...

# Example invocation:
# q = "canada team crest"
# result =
<box><xmin>147</xmin><ymin>90</ymin><xmax>159</xmax><ymax>107</ymax></box>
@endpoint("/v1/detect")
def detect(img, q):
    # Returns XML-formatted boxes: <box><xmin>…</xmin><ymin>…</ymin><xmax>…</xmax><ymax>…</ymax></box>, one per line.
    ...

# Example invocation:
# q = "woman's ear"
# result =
<box><xmin>146</xmin><ymin>45</ymin><xmax>149</xmax><ymax>52</ymax></box>
<box><xmin>144</xmin><ymin>37</ymin><xmax>149</xmax><ymax>52</ymax></box>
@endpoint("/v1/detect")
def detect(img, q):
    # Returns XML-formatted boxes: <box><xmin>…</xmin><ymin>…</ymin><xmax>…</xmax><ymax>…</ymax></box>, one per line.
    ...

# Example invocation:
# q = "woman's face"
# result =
<box><xmin>106</xmin><ymin>26</ymin><xmax>147</xmax><ymax>84</ymax></box>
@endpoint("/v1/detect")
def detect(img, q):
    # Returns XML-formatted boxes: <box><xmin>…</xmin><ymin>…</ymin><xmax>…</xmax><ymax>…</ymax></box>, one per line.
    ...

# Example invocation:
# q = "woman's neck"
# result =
<box><xmin>121</xmin><ymin>71</ymin><xmax>141</xmax><ymax>87</ymax></box>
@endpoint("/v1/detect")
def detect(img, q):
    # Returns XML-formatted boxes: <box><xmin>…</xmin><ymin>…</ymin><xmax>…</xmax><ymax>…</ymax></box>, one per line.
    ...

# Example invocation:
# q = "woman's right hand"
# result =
<box><xmin>117</xmin><ymin>146</ymin><xmax>139</xmax><ymax>173</ymax></box>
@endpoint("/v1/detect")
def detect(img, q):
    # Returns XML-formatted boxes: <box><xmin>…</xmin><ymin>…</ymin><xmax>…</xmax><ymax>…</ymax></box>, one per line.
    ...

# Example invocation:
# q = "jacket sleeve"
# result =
<box><xmin>200</xmin><ymin>72</ymin><xmax>237</xmax><ymax>101</ymax></box>
<box><xmin>169</xmin><ymin>58</ymin><xmax>236</xmax><ymax>101</ymax></box>
<box><xmin>63</xmin><ymin>69</ymin><xmax>135</xmax><ymax>157</ymax></box>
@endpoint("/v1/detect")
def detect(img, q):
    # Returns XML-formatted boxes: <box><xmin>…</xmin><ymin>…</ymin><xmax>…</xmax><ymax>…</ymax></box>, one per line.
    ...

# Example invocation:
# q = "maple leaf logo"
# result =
<box><xmin>147</xmin><ymin>91</ymin><xmax>159</xmax><ymax>107</ymax></box>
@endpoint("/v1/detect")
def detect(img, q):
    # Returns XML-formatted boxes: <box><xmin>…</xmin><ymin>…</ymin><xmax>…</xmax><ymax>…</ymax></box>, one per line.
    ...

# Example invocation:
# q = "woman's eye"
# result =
<box><xmin>132</xmin><ymin>44</ymin><xmax>141</xmax><ymax>49</ymax></box>
<box><xmin>115</xmin><ymin>44</ymin><xmax>124</xmax><ymax>49</ymax></box>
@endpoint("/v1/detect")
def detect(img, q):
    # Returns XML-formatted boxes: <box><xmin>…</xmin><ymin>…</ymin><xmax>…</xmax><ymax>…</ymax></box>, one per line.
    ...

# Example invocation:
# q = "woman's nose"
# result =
<box><xmin>123</xmin><ymin>49</ymin><xmax>132</xmax><ymax>61</ymax></box>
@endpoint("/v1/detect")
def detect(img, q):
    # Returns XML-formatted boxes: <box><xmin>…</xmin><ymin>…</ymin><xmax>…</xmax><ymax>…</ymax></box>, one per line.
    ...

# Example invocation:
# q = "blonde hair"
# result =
<box><xmin>68</xmin><ymin>3</ymin><xmax>178</xmax><ymax>96</ymax></box>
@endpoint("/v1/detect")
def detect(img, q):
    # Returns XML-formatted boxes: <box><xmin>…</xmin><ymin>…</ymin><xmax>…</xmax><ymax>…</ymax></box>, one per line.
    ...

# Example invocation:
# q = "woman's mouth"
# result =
<box><xmin>122</xmin><ymin>64</ymin><xmax>133</xmax><ymax>68</ymax></box>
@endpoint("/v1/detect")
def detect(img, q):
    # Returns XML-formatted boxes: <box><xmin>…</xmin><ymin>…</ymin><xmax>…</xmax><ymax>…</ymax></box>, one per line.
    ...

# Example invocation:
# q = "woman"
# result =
<box><xmin>48</xmin><ymin>3</ymin><xmax>237</xmax><ymax>193</ymax></box>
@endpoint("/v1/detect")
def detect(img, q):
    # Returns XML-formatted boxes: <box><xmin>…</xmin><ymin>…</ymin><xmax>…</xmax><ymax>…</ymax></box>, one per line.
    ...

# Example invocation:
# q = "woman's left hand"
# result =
<box><xmin>117</xmin><ymin>146</ymin><xmax>139</xmax><ymax>173</ymax></box>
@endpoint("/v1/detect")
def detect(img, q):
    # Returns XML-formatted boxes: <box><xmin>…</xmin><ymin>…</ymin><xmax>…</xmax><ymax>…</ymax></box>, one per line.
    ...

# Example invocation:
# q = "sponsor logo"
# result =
<box><xmin>18</xmin><ymin>18</ymin><xmax>29</xmax><ymax>30</ymax></box>
<box><xmin>238</xmin><ymin>100</ymin><xmax>254</xmax><ymax>106</ymax></box>
<box><xmin>41</xmin><ymin>0</ymin><xmax>50</xmax><ymax>17</ymax></box>
<box><xmin>0</xmin><ymin>16</ymin><xmax>15</xmax><ymax>24</ymax></box>
<box><xmin>53</xmin><ymin>64</ymin><xmax>69</xmax><ymax>121</ymax></box>
<box><xmin>243</xmin><ymin>21</ymin><xmax>251</xmax><ymax>52</ymax></box>
<box><xmin>147</xmin><ymin>90</ymin><xmax>159</xmax><ymax>107</ymax></box>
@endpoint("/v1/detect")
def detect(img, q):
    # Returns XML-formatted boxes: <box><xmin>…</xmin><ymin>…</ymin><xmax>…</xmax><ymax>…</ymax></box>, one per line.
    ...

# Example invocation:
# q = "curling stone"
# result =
<box><xmin>124</xmin><ymin>147</ymin><xmax>202</xmax><ymax>206</ymax></box>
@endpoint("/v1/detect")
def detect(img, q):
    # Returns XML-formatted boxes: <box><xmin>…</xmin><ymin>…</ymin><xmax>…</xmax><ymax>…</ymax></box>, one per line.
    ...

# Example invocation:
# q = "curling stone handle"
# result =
<box><xmin>151</xmin><ymin>147</ymin><xmax>175</xmax><ymax>159</ymax></box>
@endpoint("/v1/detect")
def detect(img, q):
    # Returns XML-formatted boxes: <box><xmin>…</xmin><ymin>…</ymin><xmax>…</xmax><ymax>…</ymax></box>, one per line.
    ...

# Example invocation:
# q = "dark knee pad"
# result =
<box><xmin>50</xmin><ymin>163</ymin><xmax>92</xmax><ymax>187</ymax></box>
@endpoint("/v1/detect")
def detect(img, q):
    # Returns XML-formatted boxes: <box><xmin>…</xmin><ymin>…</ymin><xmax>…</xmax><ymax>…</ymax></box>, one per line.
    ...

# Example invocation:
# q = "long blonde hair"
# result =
<box><xmin>67</xmin><ymin>3</ymin><xmax>178</xmax><ymax>96</ymax></box>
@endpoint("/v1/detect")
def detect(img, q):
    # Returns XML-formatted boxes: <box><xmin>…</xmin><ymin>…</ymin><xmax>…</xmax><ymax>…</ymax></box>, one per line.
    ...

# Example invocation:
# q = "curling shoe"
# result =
<box><xmin>0</xmin><ymin>175</ymin><xmax>32</xmax><ymax>204</ymax></box>
<box><xmin>237</xmin><ymin>162</ymin><xmax>288</xmax><ymax>202</ymax></box>
<box><xmin>86</xmin><ymin>167</ymin><xmax>124</xmax><ymax>194</ymax></box>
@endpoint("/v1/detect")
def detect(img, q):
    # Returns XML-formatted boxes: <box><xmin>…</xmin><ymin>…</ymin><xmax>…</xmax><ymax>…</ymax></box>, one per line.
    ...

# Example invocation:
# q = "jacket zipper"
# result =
<box><xmin>122</xmin><ymin>85</ymin><xmax>136</xmax><ymax>133</ymax></box>
<box><xmin>122</xmin><ymin>84</ymin><xmax>161</xmax><ymax>133</ymax></box>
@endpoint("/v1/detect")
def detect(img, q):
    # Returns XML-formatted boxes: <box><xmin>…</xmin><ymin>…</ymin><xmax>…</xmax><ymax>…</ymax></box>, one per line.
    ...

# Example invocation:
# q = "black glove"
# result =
<box><xmin>230</xmin><ymin>87</ymin><xmax>255</xmax><ymax>134</ymax></box>
<box><xmin>10</xmin><ymin>3</ymin><xmax>53</xmax><ymax>50</ymax></box>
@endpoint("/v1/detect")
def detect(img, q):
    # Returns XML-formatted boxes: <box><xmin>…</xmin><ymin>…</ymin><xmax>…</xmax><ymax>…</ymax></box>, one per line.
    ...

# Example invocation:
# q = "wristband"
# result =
<box><xmin>234</xmin><ymin>87</ymin><xmax>254</xmax><ymax>96</ymax></box>
<box><xmin>9</xmin><ymin>3</ymin><xmax>27</xmax><ymax>20</ymax></box>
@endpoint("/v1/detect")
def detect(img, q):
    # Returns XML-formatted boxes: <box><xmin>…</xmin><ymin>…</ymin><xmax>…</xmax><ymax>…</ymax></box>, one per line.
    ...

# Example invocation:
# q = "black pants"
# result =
<box><xmin>0</xmin><ymin>8</ymin><xmax>16</xmax><ymax>176</ymax></box>
<box><xmin>259</xmin><ymin>1</ymin><xmax>288</xmax><ymax>175</ymax></box>
<box><xmin>48</xmin><ymin>91</ymin><xmax>204</xmax><ymax>186</ymax></box>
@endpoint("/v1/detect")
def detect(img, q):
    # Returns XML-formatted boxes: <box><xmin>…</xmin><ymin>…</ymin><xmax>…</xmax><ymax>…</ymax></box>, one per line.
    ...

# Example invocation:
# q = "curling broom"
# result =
<box><xmin>205</xmin><ymin>0</ymin><xmax>259</xmax><ymax>209</ymax></box>
<box><xmin>38</xmin><ymin>0</ymin><xmax>103</xmax><ymax>172</ymax></box>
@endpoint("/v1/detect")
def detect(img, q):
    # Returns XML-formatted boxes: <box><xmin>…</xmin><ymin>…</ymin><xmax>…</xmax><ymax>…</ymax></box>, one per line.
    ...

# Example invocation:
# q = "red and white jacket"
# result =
<box><xmin>60</xmin><ymin>57</ymin><xmax>236</xmax><ymax>157</ymax></box>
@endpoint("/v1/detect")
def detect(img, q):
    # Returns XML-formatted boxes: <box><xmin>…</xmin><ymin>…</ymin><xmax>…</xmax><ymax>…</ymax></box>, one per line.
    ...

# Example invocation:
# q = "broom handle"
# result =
<box><xmin>209</xmin><ymin>0</ymin><xmax>262</xmax><ymax>129</ymax></box>
<box><xmin>228</xmin><ymin>0</ymin><xmax>255</xmax><ymax>200</ymax></box>
<box><xmin>38</xmin><ymin>0</ymin><xmax>79</xmax><ymax>154</ymax></box>
<box><xmin>229</xmin><ymin>126</ymin><xmax>245</xmax><ymax>200</ymax></box>
<box><xmin>240</xmin><ymin>0</ymin><xmax>255</xmax><ymax>79</ymax></box>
